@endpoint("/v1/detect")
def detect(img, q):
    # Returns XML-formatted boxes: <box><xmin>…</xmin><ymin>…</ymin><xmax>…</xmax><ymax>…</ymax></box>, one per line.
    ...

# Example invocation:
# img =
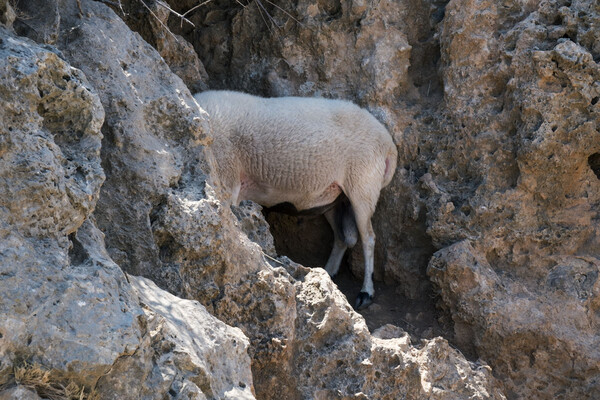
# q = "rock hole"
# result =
<box><xmin>552</xmin><ymin>15</ymin><xmax>563</xmax><ymax>25</ymax></box>
<box><xmin>149</xmin><ymin>200</ymin><xmax>165</xmax><ymax>226</ymax></box>
<box><xmin>159</xmin><ymin>238</ymin><xmax>175</xmax><ymax>262</ymax></box>
<box><xmin>592</xmin><ymin>97</ymin><xmax>599</xmax><ymax>106</ymax></box>
<box><xmin>560</xmin><ymin>32</ymin><xmax>578</xmax><ymax>42</ymax></box>
<box><xmin>588</xmin><ymin>153</ymin><xmax>600</xmax><ymax>179</ymax></box>
<box><xmin>68</xmin><ymin>232</ymin><xmax>89</xmax><ymax>265</ymax></box>
<box><xmin>74</xmin><ymin>166</ymin><xmax>86</xmax><ymax>183</ymax></box>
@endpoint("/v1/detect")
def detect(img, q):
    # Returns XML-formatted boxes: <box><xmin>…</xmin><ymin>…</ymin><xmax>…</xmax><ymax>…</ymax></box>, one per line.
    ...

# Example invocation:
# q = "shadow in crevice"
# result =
<box><xmin>263</xmin><ymin>210</ymin><xmax>453</xmax><ymax>343</ymax></box>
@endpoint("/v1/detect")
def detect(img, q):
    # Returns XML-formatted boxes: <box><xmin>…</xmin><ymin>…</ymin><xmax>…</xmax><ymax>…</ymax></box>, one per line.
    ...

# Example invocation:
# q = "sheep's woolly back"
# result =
<box><xmin>195</xmin><ymin>90</ymin><xmax>397</xmax><ymax>210</ymax></box>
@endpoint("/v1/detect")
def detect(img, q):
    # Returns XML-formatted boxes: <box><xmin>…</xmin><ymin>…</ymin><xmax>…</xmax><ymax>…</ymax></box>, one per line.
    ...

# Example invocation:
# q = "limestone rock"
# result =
<box><xmin>429</xmin><ymin>241</ymin><xmax>600</xmax><ymax>399</ymax></box>
<box><xmin>421</xmin><ymin>0</ymin><xmax>600</xmax><ymax>397</ymax></box>
<box><xmin>0</xmin><ymin>0</ymin><xmax>15</xmax><ymax>27</ymax></box>
<box><xmin>0</xmin><ymin>386</ymin><xmax>41</xmax><ymax>400</ymax></box>
<box><xmin>0</xmin><ymin>26</ymin><xmax>138</xmax><ymax>387</ymax></box>
<box><xmin>13</xmin><ymin>0</ymin><xmax>60</xmax><ymax>44</ymax></box>
<box><xmin>103</xmin><ymin>275</ymin><xmax>255</xmax><ymax>400</ymax></box>
<box><xmin>105</xmin><ymin>0</ymin><xmax>209</xmax><ymax>92</ymax></box>
<box><xmin>0</xmin><ymin>23</ymin><xmax>254</xmax><ymax>399</ymax></box>
<box><xmin>0</xmin><ymin>26</ymin><xmax>104</xmax><ymax>243</ymax></box>
<box><xmin>165</xmin><ymin>0</ymin><xmax>600</xmax><ymax>398</ymax></box>
<box><xmin>55</xmin><ymin>0</ymin><xmax>211</xmax><ymax>296</ymax></box>
<box><xmin>232</xmin><ymin>201</ymin><xmax>277</xmax><ymax>258</ymax></box>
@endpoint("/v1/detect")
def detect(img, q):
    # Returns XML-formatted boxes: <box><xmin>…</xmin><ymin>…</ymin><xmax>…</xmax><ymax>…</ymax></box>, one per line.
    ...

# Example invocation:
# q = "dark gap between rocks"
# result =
<box><xmin>264</xmin><ymin>211</ymin><xmax>452</xmax><ymax>342</ymax></box>
<box><xmin>588</xmin><ymin>153</ymin><xmax>600</xmax><ymax>179</ymax></box>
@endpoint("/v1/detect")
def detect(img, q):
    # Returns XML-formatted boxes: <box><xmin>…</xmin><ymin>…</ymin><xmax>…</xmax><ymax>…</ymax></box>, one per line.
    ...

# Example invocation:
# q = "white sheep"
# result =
<box><xmin>195</xmin><ymin>90</ymin><xmax>397</xmax><ymax>309</ymax></box>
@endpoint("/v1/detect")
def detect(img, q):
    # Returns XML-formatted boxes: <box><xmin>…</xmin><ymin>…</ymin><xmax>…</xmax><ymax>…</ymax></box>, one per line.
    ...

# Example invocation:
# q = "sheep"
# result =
<box><xmin>194</xmin><ymin>90</ymin><xmax>397</xmax><ymax>309</ymax></box>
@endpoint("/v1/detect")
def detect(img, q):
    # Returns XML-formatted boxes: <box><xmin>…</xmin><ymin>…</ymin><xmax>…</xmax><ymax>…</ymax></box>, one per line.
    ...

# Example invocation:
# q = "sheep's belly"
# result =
<box><xmin>240</xmin><ymin>178</ymin><xmax>342</xmax><ymax>211</ymax></box>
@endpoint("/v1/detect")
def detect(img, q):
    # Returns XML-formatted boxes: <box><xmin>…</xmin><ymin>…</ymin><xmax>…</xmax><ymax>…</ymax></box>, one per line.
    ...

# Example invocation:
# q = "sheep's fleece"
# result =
<box><xmin>195</xmin><ymin>90</ymin><xmax>397</xmax><ymax>308</ymax></box>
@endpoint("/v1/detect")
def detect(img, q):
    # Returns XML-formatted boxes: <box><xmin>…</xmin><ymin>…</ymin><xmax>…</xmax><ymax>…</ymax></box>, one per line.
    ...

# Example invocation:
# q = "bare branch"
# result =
<box><xmin>76</xmin><ymin>0</ymin><xmax>84</xmax><ymax>17</ymax></box>
<box><xmin>255</xmin><ymin>0</ymin><xmax>280</xmax><ymax>29</ymax></box>
<box><xmin>155</xmin><ymin>1</ymin><xmax>196</xmax><ymax>29</ymax></box>
<box><xmin>137</xmin><ymin>0</ymin><xmax>180</xmax><ymax>42</ymax></box>
<box><xmin>253</xmin><ymin>0</ymin><xmax>273</xmax><ymax>34</ymax></box>
<box><xmin>181</xmin><ymin>0</ymin><xmax>212</xmax><ymax>18</ymax></box>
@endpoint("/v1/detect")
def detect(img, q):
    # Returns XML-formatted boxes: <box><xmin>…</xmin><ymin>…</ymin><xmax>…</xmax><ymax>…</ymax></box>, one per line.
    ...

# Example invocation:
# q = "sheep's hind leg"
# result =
<box><xmin>323</xmin><ymin>207</ymin><xmax>348</xmax><ymax>278</ymax></box>
<box><xmin>355</xmin><ymin>222</ymin><xmax>375</xmax><ymax>310</ymax></box>
<box><xmin>350</xmin><ymin>202</ymin><xmax>377</xmax><ymax>310</ymax></box>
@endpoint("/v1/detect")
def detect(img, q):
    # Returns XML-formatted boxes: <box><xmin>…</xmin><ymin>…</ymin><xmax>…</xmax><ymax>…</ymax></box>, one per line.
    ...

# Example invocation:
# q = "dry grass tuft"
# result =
<box><xmin>0</xmin><ymin>363</ymin><xmax>100</xmax><ymax>400</ymax></box>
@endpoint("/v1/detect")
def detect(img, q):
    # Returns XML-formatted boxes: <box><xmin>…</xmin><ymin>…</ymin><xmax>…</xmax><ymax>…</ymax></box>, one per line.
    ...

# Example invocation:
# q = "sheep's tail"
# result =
<box><xmin>382</xmin><ymin>147</ymin><xmax>397</xmax><ymax>187</ymax></box>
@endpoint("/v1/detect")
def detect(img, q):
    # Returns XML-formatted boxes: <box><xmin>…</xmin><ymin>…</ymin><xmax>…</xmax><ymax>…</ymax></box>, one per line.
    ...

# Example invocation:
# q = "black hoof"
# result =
<box><xmin>354</xmin><ymin>292</ymin><xmax>373</xmax><ymax>310</ymax></box>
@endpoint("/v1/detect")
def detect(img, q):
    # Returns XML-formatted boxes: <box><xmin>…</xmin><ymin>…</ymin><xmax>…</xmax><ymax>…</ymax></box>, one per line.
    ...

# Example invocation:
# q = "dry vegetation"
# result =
<box><xmin>0</xmin><ymin>363</ymin><xmax>99</xmax><ymax>400</ymax></box>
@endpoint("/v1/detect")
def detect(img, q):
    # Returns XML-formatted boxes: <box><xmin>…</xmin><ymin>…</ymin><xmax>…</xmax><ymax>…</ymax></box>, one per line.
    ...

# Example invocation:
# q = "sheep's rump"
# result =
<box><xmin>195</xmin><ymin>91</ymin><xmax>396</xmax><ymax>210</ymax></box>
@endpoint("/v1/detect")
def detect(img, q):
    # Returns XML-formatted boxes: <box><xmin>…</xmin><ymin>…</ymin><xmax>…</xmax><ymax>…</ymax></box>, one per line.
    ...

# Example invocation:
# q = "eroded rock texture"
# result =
<box><xmin>1</xmin><ymin>0</ymin><xmax>502</xmax><ymax>398</ymax></box>
<box><xmin>163</xmin><ymin>0</ymin><xmax>600</xmax><ymax>398</ymax></box>
<box><xmin>0</xmin><ymin>7</ymin><xmax>253</xmax><ymax>399</ymax></box>
<box><xmin>424</xmin><ymin>0</ymin><xmax>600</xmax><ymax>397</ymax></box>
<box><xmin>3</xmin><ymin>0</ymin><xmax>599</xmax><ymax>398</ymax></box>
<box><xmin>166</xmin><ymin>0</ymin><xmax>440</xmax><ymax>302</ymax></box>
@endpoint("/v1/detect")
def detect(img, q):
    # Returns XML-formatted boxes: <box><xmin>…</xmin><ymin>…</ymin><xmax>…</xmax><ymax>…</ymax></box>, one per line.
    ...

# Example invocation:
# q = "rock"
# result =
<box><xmin>0</xmin><ymin>0</ymin><xmax>15</xmax><ymax>27</ymax></box>
<box><xmin>421</xmin><ymin>0</ymin><xmax>600</xmax><ymax>397</ymax></box>
<box><xmin>0</xmin><ymin>25</ymin><xmax>138</xmax><ymax>386</ymax></box>
<box><xmin>167</xmin><ymin>0</ymin><xmax>600</xmax><ymax>398</ymax></box>
<box><xmin>0</xmin><ymin>386</ymin><xmax>41</xmax><ymax>400</ymax></box>
<box><xmin>0</xmin><ymin>26</ymin><xmax>104</xmax><ymax>243</ymax></box>
<box><xmin>287</xmin><ymin>266</ymin><xmax>504</xmax><ymax>399</ymax></box>
<box><xmin>0</xmin><ymin>23</ymin><xmax>254</xmax><ymax>399</ymax></box>
<box><xmin>105</xmin><ymin>0</ymin><xmax>209</xmax><ymax>92</ymax></box>
<box><xmin>13</xmin><ymin>0</ymin><xmax>60</xmax><ymax>44</ymax></box>
<box><xmin>102</xmin><ymin>275</ymin><xmax>255</xmax><ymax>400</ymax></box>
<box><xmin>429</xmin><ymin>241</ymin><xmax>600</xmax><ymax>399</ymax></box>
<box><xmin>232</xmin><ymin>201</ymin><xmax>277</xmax><ymax>257</ymax></box>
<box><xmin>54</xmin><ymin>0</ymin><xmax>211</xmax><ymax>296</ymax></box>
<box><xmin>372</xmin><ymin>324</ymin><xmax>409</xmax><ymax>340</ymax></box>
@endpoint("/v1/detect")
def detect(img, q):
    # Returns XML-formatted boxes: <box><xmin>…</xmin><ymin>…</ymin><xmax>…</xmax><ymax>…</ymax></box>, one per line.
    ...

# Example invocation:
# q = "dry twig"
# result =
<box><xmin>76</xmin><ymin>0</ymin><xmax>84</xmax><ymax>16</ymax></box>
<box><xmin>155</xmin><ymin>0</ymin><xmax>199</xmax><ymax>29</ymax></box>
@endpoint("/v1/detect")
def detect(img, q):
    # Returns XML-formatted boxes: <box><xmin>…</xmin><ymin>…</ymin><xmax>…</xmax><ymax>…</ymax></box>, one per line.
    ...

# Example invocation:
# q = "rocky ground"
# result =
<box><xmin>1</xmin><ymin>0</ymin><xmax>599</xmax><ymax>399</ymax></box>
